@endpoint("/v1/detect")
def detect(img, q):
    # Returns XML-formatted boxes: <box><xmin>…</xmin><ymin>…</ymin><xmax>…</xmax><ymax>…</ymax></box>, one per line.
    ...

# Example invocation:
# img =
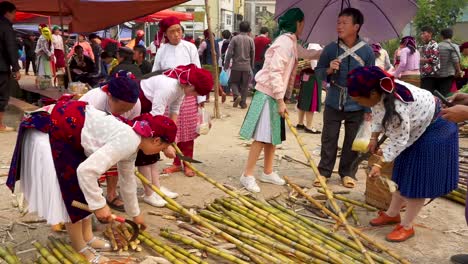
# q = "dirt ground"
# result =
<box><xmin>0</xmin><ymin>85</ymin><xmax>467</xmax><ymax>263</ymax></box>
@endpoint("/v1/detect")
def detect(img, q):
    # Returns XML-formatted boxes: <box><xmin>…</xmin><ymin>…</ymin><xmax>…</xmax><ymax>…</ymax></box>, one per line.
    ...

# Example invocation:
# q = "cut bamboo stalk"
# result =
<box><xmin>138</xmin><ymin>234</ymin><xmax>186</xmax><ymax>264</ymax></box>
<box><xmin>285</xmin><ymin>177</ymin><xmax>410</xmax><ymax>264</ymax></box>
<box><xmin>32</xmin><ymin>242</ymin><xmax>60</xmax><ymax>264</ymax></box>
<box><xmin>135</xmin><ymin>169</ymin><xmax>286</xmax><ymax>264</ymax></box>
<box><xmin>333</xmin><ymin>205</ymin><xmax>355</xmax><ymax>231</ymax></box>
<box><xmin>345</xmin><ymin>202</ymin><xmax>361</xmax><ymax>226</ymax></box>
<box><xmin>49</xmin><ymin>237</ymin><xmax>87</xmax><ymax>264</ymax></box>
<box><xmin>317</xmin><ymin>189</ymin><xmax>378</xmax><ymax>211</ymax></box>
<box><xmin>236</xmin><ymin>244</ymin><xmax>267</xmax><ymax>264</ymax></box>
<box><xmin>47</xmin><ymin>242</ymin><xmax>72</xmax><ymax>264</ymax></box>
<box><xmin>284</xmin><ymin>113</ymin><xmax>375</xmax><ymax>264</ymax></box>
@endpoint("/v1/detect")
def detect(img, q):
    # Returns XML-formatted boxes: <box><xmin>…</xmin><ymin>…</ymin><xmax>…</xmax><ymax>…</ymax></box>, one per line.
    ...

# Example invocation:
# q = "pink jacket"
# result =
<box><xmin>255</xmin><ymin>33</ymin><xmax>321</xmax><ymax>100</ymax></box>
<box><xmin>67</xmin><ymin>41</ymin><xmax>95</xmax><ymax>62</ymax></box>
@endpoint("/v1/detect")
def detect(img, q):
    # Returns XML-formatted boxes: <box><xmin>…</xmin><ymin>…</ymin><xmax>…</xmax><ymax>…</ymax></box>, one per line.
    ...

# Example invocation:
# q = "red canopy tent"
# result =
<box><xmin>135</xmin><ymin>9</ymin><xmax>194</xmax><ymax>23</ymax></box>
<box><xmin>10</xmin><ymin>0</ymin><xmax>188</xmax><ymax>33</ymax></box>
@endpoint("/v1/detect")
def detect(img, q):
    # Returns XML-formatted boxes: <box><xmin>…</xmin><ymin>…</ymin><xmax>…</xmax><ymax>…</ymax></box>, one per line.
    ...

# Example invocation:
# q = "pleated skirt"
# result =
<box><xmin>393</xmin><ymin>118</ymin><xmax>458</xmax><ymax>199</ymax></box>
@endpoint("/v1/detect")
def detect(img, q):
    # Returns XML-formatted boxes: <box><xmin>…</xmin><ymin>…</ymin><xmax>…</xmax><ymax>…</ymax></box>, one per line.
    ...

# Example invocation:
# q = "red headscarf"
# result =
<box><xmin>128</xmin><ymin>114</ymin><xmax>177</xmax><ymax>142</ymax></box>
<box><xmin>155</xmin><ymin>16</ymin><xmax>181</xmax><ymax>48</ymax></box>
<box><xmin>163</xmin><ymin>64</ymin><xmax>214</xmax><ymax>96</ymax></box>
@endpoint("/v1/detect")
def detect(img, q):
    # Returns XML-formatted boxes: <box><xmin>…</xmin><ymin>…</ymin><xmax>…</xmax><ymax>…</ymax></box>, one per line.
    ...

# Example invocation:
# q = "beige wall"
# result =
<box><xmin>454</xmin><ymin>22</ymin><xmax>468</xmax><ymax>42</ymax></box>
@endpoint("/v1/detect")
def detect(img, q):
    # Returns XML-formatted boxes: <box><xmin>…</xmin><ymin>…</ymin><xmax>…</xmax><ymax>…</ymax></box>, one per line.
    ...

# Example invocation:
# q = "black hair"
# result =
<box><xmin>380</xmin><ymin>92</ymin><xmax>403</xmax><ymax>130</ymax></box>
<box><xmin>338</xmin><ymin>7</ymin><xmax>364</xmax><ymax>32</ymax></box>
<box><xmin>117</xmin><ymin>47</ymin><xmax>134</xmax><ymax>62</ymax></box>
<box><xmin>88</xmin><ymin>33</ymin><xmax>100</xmax><ymax>40</ymax></box>
<box><xmin>260</xmin><ymin>27</ymin><xmax>269</xmax><ymax>35</ymax></box>
<box><xmin>133</xmin><ymin>45</ymin><xmax>146</xmax><ymax>56</ymax></box>
<box><xmin>74</xmin><ymin>45</ymin><xmax>83</xmax><ymax>52</ymax></box>
<box><xmin>239</xmin><ymin>21</ymin><xmax>251</xmax><ymax>33</ymax></box>
<box><xmin>420</xmin><ymin>26</ymin><xmax>435</xmax><ymax>35</ymax></box>
<box><xmin>101</xmin><ymin>51</ymin><xmax>112</xmax><ymax>59</ymax></box>
<box><xmin>441</xmin><ymin>28</ymin><xmax>453</xmax><ymax>39</ymax></box>
<box><xmin>0</xmin><ymin>1</ymin><xmax>15</xmax><ymax>16</ymax></box>
<box><xmin>222</xmin><ymin>30</ymin><xmax>231</xmax><ymax>40</ymax></box>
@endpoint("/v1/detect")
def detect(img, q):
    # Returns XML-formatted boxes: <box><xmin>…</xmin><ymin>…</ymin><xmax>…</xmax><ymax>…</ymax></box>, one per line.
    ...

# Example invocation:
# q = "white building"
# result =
<box><xmin>244</xmin><ymin>0</ymin><xmax>275</xmax><ymax>35</ymax></box>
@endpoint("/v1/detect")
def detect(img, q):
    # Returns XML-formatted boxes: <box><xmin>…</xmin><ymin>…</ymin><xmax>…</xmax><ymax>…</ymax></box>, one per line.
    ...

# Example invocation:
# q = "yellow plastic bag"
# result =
<box><xmin>352</xmin><ymin>120</ymin><xmax>372</xmax><ymax>153</ymax></box>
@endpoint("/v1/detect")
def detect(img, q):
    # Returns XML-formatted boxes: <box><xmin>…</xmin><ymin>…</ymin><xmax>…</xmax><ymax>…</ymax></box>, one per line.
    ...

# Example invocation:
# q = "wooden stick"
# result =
<box><xmin>283</xmin><ymin>114</ymin><xmax>375</xmax><ymax>264</ymax></box>
<box><xmin>204</xmin><ymin>0</ymin><xmax>221</xmax><ymax>118</ymax></box>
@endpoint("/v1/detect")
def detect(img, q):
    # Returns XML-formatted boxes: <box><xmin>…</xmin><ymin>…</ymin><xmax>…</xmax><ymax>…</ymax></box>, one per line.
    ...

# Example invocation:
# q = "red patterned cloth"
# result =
<box><xmin>176</xmin><ymin>96</ymin><xmax>199</xmax><ymax>142</ymax></box>
<box><xmin>173</xmin><ymin>140</ymin><xmax>194</xmax><ymax>166</ymax></box>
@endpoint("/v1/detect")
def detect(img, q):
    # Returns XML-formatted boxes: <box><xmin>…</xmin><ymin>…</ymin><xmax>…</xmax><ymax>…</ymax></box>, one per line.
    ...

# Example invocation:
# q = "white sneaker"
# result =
<box><xmin>160</xmin><ymin>186</ymin><xmax>179</xmax><ymax>199</ymax></box>
<box><xmin>143</xmin><ymin>193</ymin><xmax>167</xmax><ymax>207</ymax></box>
<box><xmin>259</xmin><ymin>171</ymin><xmax>285</xmax><ymax>186</ymax></box>
<box><xmin>240</xmin><ymin>175</ymin><xmax>261</xmax><ymax>193</ymax></box>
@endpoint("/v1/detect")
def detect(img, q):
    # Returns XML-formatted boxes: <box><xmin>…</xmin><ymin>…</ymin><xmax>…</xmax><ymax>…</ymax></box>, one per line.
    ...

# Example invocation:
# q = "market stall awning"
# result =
<box><xmin>135</xmin><ymin>9</ymin><xmax>194</xmax><ymax>23</ymax></box>
<box><xmin>10</xmin><ymin>0</ymin><xmax>188</xmax><ymax>32</ymax></box>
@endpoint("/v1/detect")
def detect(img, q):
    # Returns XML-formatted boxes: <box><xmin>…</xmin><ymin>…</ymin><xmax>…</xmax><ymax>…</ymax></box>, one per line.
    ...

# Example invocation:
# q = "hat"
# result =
<box><xmin>347</xmin><ymin>66</ymin><xmax>414</xmax><ymax>103</ymax></box>
<box><xmin>461</xmin><ymin>42</ymin><xmax>468</xmax><ymax>53</ymax></box>
<box><xmin>52</xmin><ymin>26</ymin><xmax>60</xmax><ymax>31</ymax></box>
<box><xmin>132</xmin><ymin>114</ymin><xmax>177</xmax><ymax>142</ymax></box>
<box><xmin>155</xmin><ymin>16</ymin><xmax>181</xmax><ymax>48</ymax></box>
<box><xmin>102</xmin><ymin>70</ymin><xmax>139</xmax><ymax>103</ymax></box>
<box><xmin>163</xmin><ymin>64</ymin><xmax>214</xmax><ymax>96</ymax></box>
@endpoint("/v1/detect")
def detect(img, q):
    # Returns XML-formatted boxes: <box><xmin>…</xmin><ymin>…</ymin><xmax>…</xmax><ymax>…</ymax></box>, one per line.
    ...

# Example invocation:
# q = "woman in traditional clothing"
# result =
<box><xmin>238</xmin><ymin>8</ymin><xmax>321</xmax><ymax>193</ymax></box>
<box><xmin>371</xmin><ymin>43</ymin><xmax>393</xmax><ymax>71</ymax></box>
<box><xmin>392</xmin><ymin>36</ymin><xmax>421</xmax><ymax>87</ymax></box>
<box><xmin>35</xmin><ymin>25</ymin><xmax>54</xmax><ymax>79</ymax></box>
<box><xmin>296</xmin><ymin>68</ymin><xmax>322</xmax><ymax>134</ymax></box>
<box><xmin>52</xmin><ymin>26</ymin><xmax>65</xmax><ymax>72</ymax></box>
<box><xmin>138</xmin><ymin>64</ymin><xmax>213</xmax><ymax>207</ymax></box>
<box><xmin>347</xmin><ymin>66</ymin><xmax>458</xmax><ymax>242</ymax></box>
<box><xmin>151</xmin><ymin>16</ymin><xmax>206</xmax><ymax>177</ymax></box>
<box><xmin>7</xmin><ymin>92</ymin><xmax>177</xmax><ymax>263</ymax></box>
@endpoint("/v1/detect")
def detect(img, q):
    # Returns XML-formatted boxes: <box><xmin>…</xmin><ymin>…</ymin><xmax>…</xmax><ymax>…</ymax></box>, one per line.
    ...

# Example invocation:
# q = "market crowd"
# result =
<box><xmin>1</xmin><ymin>1</ymin><xmax>468</xmax><ymax>263</ymax></box>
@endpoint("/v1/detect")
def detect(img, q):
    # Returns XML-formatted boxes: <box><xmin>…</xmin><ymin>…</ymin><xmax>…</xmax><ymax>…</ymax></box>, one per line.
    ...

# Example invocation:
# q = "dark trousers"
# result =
<box><xmin>229</xmin><ymin>70</ymin><xmax>250</xmax><ymax>107</ymax></box>
<box><xmin>434</xmin><ymin>76</ymin><xmax>454</xmax><ymax>97</ymax></box>
<box><xmin>0</xmin><ymin>73</ymin><xmax>11</xmax><ymax>112</ymax></box>
<box><xmin>318</xmin><ymin>105</ymin><xmax>364</xmax><ymax>178</ymax></box>
<box><xmin>25</xmin><ymin>56</ymin><xmax>36</xmax><ymax>75</ymax></box>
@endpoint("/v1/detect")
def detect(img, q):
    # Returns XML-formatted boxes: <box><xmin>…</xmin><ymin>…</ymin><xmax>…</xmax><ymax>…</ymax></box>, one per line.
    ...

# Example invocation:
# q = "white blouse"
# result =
<box><xmin>371</xmin><ymin>81</ymin><xmax>435</xmax><ymax>162</ymax></box>
<box><xmin>35</xmin><ymin>35</ymin><xmax>54</xmax><ymax>57</ymax></box>
<box><xmin>77</xmin><ymin>106</ymin><xmax>141</xmax><ymax>217</ymax></box>
<box><xmin>141</xmin><ymin>75</ymin><xmax>184</xmax><ymax>116</ymax></box>
<box><xmin>52</xmin><ymin>34</ymin><xmax>64</xmax><ymax>51</ymax></box>
<box><xmin>79</xmin><ymin>88</ymin><xmax>142</xmax><ymax>119</ymax></box>
<box><xmin>152</xmin><ymin>40</ymin><xmax>205</xmax><ymax>104</ymax></box>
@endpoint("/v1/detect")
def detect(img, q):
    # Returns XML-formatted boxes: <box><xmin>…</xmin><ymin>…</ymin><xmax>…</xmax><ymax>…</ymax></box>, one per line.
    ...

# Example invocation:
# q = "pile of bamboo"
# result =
<box><xmin>32</xmin><ymin>237</ymin><xmax>88</xmax><ymax>264</ymax></box>
<box><xmin>103</xmin><ymin>222</ymin><xmax>142</xmax><ymax>252</ymax></box>
<box><xmin>0</xmin><ymin>244</ymin><xmax>20</xmax><ymax>264</ymax></box>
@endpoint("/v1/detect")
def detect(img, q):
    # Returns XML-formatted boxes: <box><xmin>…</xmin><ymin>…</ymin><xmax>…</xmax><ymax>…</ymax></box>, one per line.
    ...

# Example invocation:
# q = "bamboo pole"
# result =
<box><xmin>204</xmin><ymin>0</ymin><xmax>221</xmax><ymax>118</ymax></box>
<box><xmin>284</xmin><ymin>113</ymin><xmax>375</xmax><ymax>264</ymax></box>
<box><xmin>138</xmin><ymin>234</ymin><xmax>186</xmax><ymax>264</ymax></box>
<box><xmin>284</xmin><ymin>177</ymin><xmax>410</xmax><ymax>264</ymax></box>
<box><xmin>135</xmin><ymin>170</ymin><xmax>285</xmax><ymax>264</ymax></box>
<box><xmin>317</xmin><ymin>189</ymin><xmax>378</xmax><ymax>211</ymax></box>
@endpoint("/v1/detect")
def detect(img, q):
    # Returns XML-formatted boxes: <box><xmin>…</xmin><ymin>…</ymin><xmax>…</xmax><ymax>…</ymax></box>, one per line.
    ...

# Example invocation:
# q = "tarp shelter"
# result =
<box><xmin>135</xmin><ymin>9</ymin><xmax>194</xmax><ymax>23</ymax></box>
<box><xmin>10</xmin><ymin>0</ymin><xmax>188</xmax><ymax>33</ymax></box>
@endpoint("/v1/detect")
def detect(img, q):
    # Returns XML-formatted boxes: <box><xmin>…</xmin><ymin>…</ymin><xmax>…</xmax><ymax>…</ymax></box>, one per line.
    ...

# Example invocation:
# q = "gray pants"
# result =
<box><xmin>229</xmin><ymin>70</ymin><xmax>250</xmax><ymax>106</ymax></box>
<box><xmin>318</xmin><ymin>105</ymin><xmax>365</xmax><ymax>178</ymax></box>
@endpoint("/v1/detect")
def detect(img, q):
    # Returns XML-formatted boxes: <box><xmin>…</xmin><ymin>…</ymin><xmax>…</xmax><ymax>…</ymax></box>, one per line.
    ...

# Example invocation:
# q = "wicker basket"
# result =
<box><xmin>36</xmin><ymin>76</ymin><xmax>51</xmax><ymax>90</ymax></box>
<box><xmin>365</xmin><ymin>154</ymin><xmax>394</xmax><ymax>210</ymax></box>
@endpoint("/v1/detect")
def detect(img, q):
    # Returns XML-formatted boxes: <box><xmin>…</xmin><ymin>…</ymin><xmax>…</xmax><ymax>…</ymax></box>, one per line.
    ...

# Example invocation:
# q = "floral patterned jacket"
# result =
<box><xmin>420</xmin><ymin>39</ymin><xmax>440</xmax><ymax>77</ymax></box>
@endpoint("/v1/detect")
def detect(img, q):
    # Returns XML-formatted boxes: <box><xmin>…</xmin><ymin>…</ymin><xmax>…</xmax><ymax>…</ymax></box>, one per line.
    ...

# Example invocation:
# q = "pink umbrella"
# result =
<box><xmin>135</xmin><ymin>9</ymin><xmax>194</xmax><ymax>23</ymax></box>
<box><xmin>275</xmin><ymin>0</ymin><xmax>418</xmax><ymax>45</ymax></box>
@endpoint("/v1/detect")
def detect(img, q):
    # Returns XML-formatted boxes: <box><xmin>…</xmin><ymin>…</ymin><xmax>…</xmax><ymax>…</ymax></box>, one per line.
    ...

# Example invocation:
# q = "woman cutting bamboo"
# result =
<box><xmin>238</xmin><ymin>8</ymin><xmax>321</xmax><ymax>193</ymax></box>
<box><xmin>347</xmin><ymin>66</ymin><xmax>458</xmax><ymax>242</ymax></box>
<box><xmin>6</xmin><ymin>74</ymin><xmax>177</xmax><ymax>263</ymax></box>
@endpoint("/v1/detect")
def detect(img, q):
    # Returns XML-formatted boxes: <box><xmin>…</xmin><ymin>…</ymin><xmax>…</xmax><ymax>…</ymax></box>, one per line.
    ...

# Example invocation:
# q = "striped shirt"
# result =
<box><xmin>437</xmin><ymin>40</ymin><xmax>461</xmax><ymax>78</ymax></box>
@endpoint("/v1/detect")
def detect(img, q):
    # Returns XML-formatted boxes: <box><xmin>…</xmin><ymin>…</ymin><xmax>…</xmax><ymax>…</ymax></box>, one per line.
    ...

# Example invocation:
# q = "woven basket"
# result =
<box><xmin>365</xmin><ymin>155</ymin><xmax>394</xmax><ymax>210</ymax></box>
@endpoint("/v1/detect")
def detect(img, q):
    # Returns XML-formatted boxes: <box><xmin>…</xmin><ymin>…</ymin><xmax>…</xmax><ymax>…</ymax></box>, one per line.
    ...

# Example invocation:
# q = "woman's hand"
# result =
<box><xmin>441</xmin><ymin>105</ymin><xmax>468</xmax><ymax>123</ymax></box>
<box><xmin>94</xmin><ymin>205</ymin><xmax>113</xmax><ymax>223</ymax></box>
<box><xmin>369</xmin><ymin>165</ymin><xmax>381</xmax><ymax>178</ymax></box>
<box><xmin>133</xmin><ymin>214</ymin><xmax>147</xmax><ymax>230</ymax></box>
<box><xmin>277</xmin><ymin>99</ymin><xmax>287</xmax><ymax>118</ymax></box>
<box><xmin>368</xmin><ymin>138</ymin><xmax>378</xmax><ymax>153</ymax></box>
<box><xmin>163</xmin><ymin>145</ymin><xmax>176</xmax><ymax>159</ymax></box>
<box><xmin>449</xmin><ymin>93</ymin><xmax>468</xmax><ymax>106</ymax></box>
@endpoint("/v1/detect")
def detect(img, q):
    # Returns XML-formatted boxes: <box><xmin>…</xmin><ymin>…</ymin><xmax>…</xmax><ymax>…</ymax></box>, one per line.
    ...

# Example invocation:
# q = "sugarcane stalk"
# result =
<box><xmin>104</xmin><ymin>225</ymin><xmax>118</xmax><ymax>251</ymax></box>
<box><xmin>141</xmin><ymin>230</ymin><xmax>202</xmax><ymax>264</ymax></box>
<box><xmin>5</xmin><ymin>244</ymin><xmax>20</xmax><ymax>264</ymax></box>
<box><xmin>111</xmin><ymin>223</ymin><xmax>128</xmax><ymax>251</ymax></box>
<box><xmin>135</xmin><ymin>169</ymin><xmax>286</xmax><ymax>264</ymax></box>
<box><xmin>33</xmin><ymin>242</ymin><xmax>60</xmax><ymax>264</ymax></box>
<box><xmin>317</xmin><ymin>189</ymin><xmax>378</xmax><ymax>211</ymax></box>
<box><xmin>236</xmin><ymin>244</ymin><xmax>267</xmax><ymax>264</ymax></box>
<box><xmin>178</xmin><ymin>221</ymin><xmax>209</xmax><ymax>237</ymax></box>
<box><xmin>47</xmin><ymin>242</ymin><xmax>72</xmax><ymax>264</ymax></box>
<box><xmin>0</xmin><ymin>245</ymin><xmax>19</xmax><ymax>264</ymax></box>
<box><xmin>49</xmin><ymin>237</ymin><xmax>87</xmax><ymax>264</ymax></box>
<box><xmin>138</xmin><ymin>234</ymin><xmax>186</xmax><ymax>264</ymax></box>
<box><xmin>60</xmin><ymin>240</ymin><xmax>89</xmax><ymax>263</ymax></box>
<box><xmin>235</xmin><ymin>236</ymin><xmax>302</xmax><ymax>264</ymax></box>
<box><xmin>284</xmin><ymin>178</ymin><xmax>409</xmax><ymax>264</ymax></box>
<box><xmin>170</xmin><ymin>240</ymin><xmax>210</xmax><ymax>264</ymax></box>
<box><xmin>333</xmin><ymin>205</ymin><xmax>355</xmax><ymax>231</ymax></box>
<box><xmin>160</xmin><ymin>230</ymin><xmax>250</xmax><ymax>264</ymax></box>
<box><xmin>284</xmin><ymin>114</ymin><xmax>375</xmax><ymax>264</ymax></box>
<box><xmin>346</xmin><ymin>202</ymin><xmax>361</xmax><ymax>226</ymax></box>
<box><xmin>37</xmin><ymin>256</ymin><xmax>50</xmax><ymax>264</ymax></box>
<box><xmin>445</xmin><ymin>193</ymin><xmax>466</xmax><ymax>205</ymax></box>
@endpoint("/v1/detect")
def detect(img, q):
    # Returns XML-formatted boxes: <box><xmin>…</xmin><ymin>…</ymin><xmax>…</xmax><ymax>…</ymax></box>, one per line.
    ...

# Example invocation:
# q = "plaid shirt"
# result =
<box><xmin>420</xmin><ymin>39</ymin><xmax>440</xmax><ymax>77</ymax></box>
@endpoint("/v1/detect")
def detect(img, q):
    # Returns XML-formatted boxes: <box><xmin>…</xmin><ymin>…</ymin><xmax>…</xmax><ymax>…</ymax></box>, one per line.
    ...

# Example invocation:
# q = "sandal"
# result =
<box><xmin>86</xmin><ymin>236</ymin><xmax>112</xmax><ymax>252</ymax></box>
<box><xmin>106</xmin><ymin>196</ymin><xmax>125</xmax><ymax>212</ymax></box>
<box><xmin>313</xmin><ymin>175</ymin><xmax>328</xmax><ymax>187</ymax></box>
<box><xmin>79</xmin><ymin>246</ymin><xmax>108</xmax><ymax>263</ymax></box>
<box><xmin>162</xmin><ymin>165</ymin><xmax>182</xmax><ymax>174</ymax></box>
<box><xmin>342</xmin><ymin>176</ymin><xmax>356</xmax><ymax>188</ymax></box>
<box><xmin>184</xmin><ymin>167</ymin><xmax>195</xmax><ymax>177</ymax></box>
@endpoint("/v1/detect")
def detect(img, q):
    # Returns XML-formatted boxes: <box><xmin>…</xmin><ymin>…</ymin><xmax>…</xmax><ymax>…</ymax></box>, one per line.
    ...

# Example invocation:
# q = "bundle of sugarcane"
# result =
<box><xmin>0</xmin><ymin>244</ymin><xmax>20</xmax><ymax>264</ymax></box>
<box><xmin>103</xmin><ymin>222</ymin><xmax>142</xmax><ymax>252</ymax></box>
<box><xmin>33</xmin><ymin>238</ymin><xmax>88</xmax><ymax>264</ymax></box>
<box><xmin>444</xmin><ymin>187</ymin><xmax>466</xmax><ymax>205</ymax></box>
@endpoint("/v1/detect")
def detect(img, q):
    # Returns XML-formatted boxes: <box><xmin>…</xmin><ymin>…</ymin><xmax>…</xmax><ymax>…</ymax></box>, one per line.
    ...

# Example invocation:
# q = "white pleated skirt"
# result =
<box><xmin>20</xmin><ymin>130</ymin><xmax>70</xmax><ymax>224</ymax></box>
<box><xmin>252</xmin><ymin>100</ymin><xmax>272</xmax><ymax>143</ymax></box>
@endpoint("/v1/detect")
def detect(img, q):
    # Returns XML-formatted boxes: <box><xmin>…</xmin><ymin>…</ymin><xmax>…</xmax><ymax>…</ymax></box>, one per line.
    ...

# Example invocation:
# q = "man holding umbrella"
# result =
<box><xmin>315</xmin><ymin>7</ymin><xmax>374</xmax><ymax>188</ymax></box>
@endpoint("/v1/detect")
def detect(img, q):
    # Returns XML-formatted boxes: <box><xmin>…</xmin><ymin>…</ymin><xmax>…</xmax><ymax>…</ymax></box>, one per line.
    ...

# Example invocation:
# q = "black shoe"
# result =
<box><xmin>296</xmin><ymin>124</ymin><xmax>305</xmax><ymax>130</ymax></box>
<box><xmin>233</xmin><ymin>97</ymin><xmax>241</xmax><ymax>107</ymax></box>
<box><xmin>451</xmin><ymin>254</ymin><xmax>468</xmax><ymax>264</ymax></box>
<box><xmin>304</xmin><ymin>127</ymin><xmax>321</xmax><ymax>134</ymax></box>
<box><xmin>240</xmin><ymin>103</ymin><xmax>248</xmax><ymax>109</ymax></box>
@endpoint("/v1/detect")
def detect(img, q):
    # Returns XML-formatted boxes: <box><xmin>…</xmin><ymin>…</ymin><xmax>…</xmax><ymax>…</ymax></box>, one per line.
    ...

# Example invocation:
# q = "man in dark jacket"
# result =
<box><xmin>23</xmin><ymin>34</ymin><xmax>36</xmax><ymax>75</ymax></box>
<box><xmin>110</xmin><ymin>47</ymin><xmax>142</xmax><ymax>79</ymax></box>
<box><xmin>0</xmin><ymin>1</ymin><xmax>21</xmax><ymax>132</ymax></box>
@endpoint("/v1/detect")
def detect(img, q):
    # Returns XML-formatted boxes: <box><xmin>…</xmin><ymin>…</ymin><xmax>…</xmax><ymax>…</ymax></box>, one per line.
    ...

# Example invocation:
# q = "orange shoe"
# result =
<box><xmin>184</xmin><ymin>167</ymin><xmax>195</xmax><ymax>177</ymax></box>
<box><xmin>386</xmin><ymin>225</ymin><xmax>415</xmax><ymax>242</ymax></box>
<box><xmin>369</xmin><ymin>211</ymin><xmax>401</xmax><ymax>226</ymax></box>
<box><xmin>162</xmin><ymin>165</ymin><xmax>182</xmax><ymax>174</ymax></box>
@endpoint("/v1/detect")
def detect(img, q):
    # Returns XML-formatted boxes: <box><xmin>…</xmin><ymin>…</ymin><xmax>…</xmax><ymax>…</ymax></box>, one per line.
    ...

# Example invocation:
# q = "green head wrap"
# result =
<box><xmin>275</xmin><ymin>8</ymin><xmax>305</xmax><ymax>38</ymax></box>
<box><xmin>52</xmin><ymin>26</ymin><xmax>60</xmax><ymax>32</ymax></box>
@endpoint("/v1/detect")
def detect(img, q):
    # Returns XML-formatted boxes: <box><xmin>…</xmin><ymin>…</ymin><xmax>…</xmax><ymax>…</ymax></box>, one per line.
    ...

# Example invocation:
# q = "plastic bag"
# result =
<box><xmin>196</xmin><ymin>107</ymin><xmax>211</xmax><ymax>135</ymax></box>
<box><xmin>352</xmin><ymin>120</ymin><xmax>372</xmax><ymax>153</ymax></box>
<box><xmin>219</xmin><ymin>69</ymin><xmax>230</xmax><ymax>87</ymax></box>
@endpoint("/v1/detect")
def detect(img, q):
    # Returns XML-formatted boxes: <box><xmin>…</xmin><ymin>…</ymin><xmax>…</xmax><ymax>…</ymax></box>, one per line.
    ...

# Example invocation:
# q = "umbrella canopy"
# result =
<box><xmin>275</xmin><ymin>0</ymin><xmax>418</xmax><ymax>45</ymax></box>
<box><xmin>10</xmin><ymin>0</ymin><xmax>188</xmax><ymax>33</ymax></box>
<box><xmin>135</xmin><ymin>9</ymin><xmax>194</xmax><ymax>23</ymax></box>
